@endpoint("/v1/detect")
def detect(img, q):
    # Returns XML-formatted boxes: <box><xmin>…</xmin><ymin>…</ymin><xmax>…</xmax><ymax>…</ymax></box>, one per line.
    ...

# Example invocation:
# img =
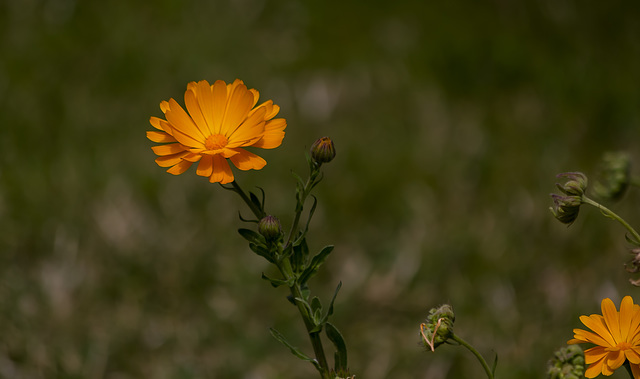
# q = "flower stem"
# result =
<box><xmin>224</xmin><ymin>181</ymin><xmax>265</xmax><ymax>220</ymax></box>
<box><xmin>284</xmin><ymin>163</ymin><xmax>321</xmax><ymax>249</ymax></box>
<box><xmin>582</xmin><ymin>196</ymin><xmax>640</xmax><ymax>245</ymax></box>
<box><xmin>451</xmin><ymin>333</ymin><xmax>494</xmax><ymax>379</ymax></box>
<box><xmin>278</xmin><ymin>258</ymin><xmax>330</xmax><ymax>378</ymax></box>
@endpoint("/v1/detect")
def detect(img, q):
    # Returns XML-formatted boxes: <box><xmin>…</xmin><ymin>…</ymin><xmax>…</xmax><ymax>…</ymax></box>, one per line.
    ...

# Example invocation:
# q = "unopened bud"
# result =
<box><xmin>550</xmin><ymin>194</ymin><xmax>582</xmax><ymax>225</ymax></box>
<box><xmin>555</xmin><ymin>172</ymin><xmax>588</xmax><ymax>197</ymax></box>
<box><xmin>420</xmin><ymin>304</ymin><xmax>455</xmax><ymax>351</ymax></box>
<box><xmin>310</xmin><ymin>137</ymin><xmax>336</xmax><ymax>164</ymax></box>
<box><xmin>258</xmin><ymin>215</ymin><xmax>282</xmax><ymax>241</ymax></box>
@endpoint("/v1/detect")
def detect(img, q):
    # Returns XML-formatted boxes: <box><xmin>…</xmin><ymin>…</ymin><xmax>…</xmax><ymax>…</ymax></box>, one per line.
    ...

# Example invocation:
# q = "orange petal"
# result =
<box><xmin>581</xmin><ymin>314</ymin><xmax>617</xmax><ymax>346</ymax></box>
<box><xmin>605</xmin><ymin>349</ymin><xmax>625</xmax><ymax>371</ymax></box>
<box><xmin>584</xmin><ymin>346</ymin><xmax>608</xmax><ymax>364</ymax></box>
<box><xmin>196</xmin><ymin>155</ymin><xmax>214</xmax><ymax>177</ymax></box>
<box><xmin>209</xmin><ymin>155</ymin><xmax>234</xmax><ymax>184</ymax></box>
<box><xmin>227</xmin><ymin>107</ymin><xmax>266</xmax><ymax>147</ymax></box>
<box><xmin>166</xmin><ymin>160</ymin><xmax>193</xmax><ymax>175</ymax></box>
<box><xmin>160</xmin><ymin>100</ymin><xmax>170</xmax><ymax>113</ymax></box>
<box><xmin>602</xmin><ymin>298</ymin><xmax>623</xmax><ymax>344</ymax></box>
<box><xmin>220</xmin><ymin>82</ymin><xmax>254</xmax><ymax>136</ymax></box>
<box><xmin>150</xmin><ymin>116</ymin><xmax>166</xmax><ymax>131</ymax></box>
<box><xmin>626</xmin><ymin>348</ymin><xmax>640</xmax><ymax>365</ymax></box>
<box><xmin>249</xmin><ymin>88</ymin><xmax>260</xmax><ymax>108</ymax></box>
<box><xmin>631</xmin><ymin>363</ymin><xmax>640</xmax><ymax>379</ymax></box>
<box><xmin>152</xmin><ymin>143</ymin><xmax>187</xmax><ymax>156</ymax></box>
<box><xmin>573</xmin><ymin>327</ymin><xmax>614</xmax><ymax>347</ymax></box>
<box><xmin>621</xmin><ymin>296</ymin><xmax>635</xmax><ymax>341</ymax></box>
<box><xmin>585</xmin><ymin>358</ymin><xmax>606</xmax><ymax>378</ymax></box>
<box><xmin>183</xmin><ymin>153</ymin><xmax>202</xmax><ymax>163</ymax></box>
<box><xmin>185</xmin><ymin>83</ymin><xmax>213</xmax><ymax>137</ymax></box>
<box><xmin>155</xmin><ymin>152</ymin><xmax>189</xmax><ymax>167</ymax></box>
<box><xmin>164</xmin><ymin>99</ymin><xmax>206</xmax><ymax>146</ymax></box>
<box><xmin>147</xmin><ymin>131</ymin><xmax>176</xmax><ymax>143</ymax></box>
<box><xmin>252</xmin><ymin>118</ymin><xmax>286</xmax><ymax>149</ymax></box>
<box><xmin>229</xmin><ymin>148</ymin><xmax>267</xmax><ymax>171</ymax></box>
<box><xmin>211</xmin><ymin>80</ymin><xmax>228</xmax><ymax>134</ymax></box>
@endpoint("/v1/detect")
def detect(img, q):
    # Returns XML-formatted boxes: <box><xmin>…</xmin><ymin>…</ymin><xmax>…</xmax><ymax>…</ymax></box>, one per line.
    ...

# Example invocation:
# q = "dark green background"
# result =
<box><xmin>2</xmin><ymin>0</ymin><xmax>640</xmax><ymax>377</ymax></box>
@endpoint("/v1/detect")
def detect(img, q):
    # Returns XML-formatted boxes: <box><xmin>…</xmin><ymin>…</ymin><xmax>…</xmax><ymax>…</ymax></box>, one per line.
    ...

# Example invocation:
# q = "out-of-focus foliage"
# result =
<box><xmin>1</xmin><ymin>0</ymin><xmax>640</xmax><ymax>378</ymax></box>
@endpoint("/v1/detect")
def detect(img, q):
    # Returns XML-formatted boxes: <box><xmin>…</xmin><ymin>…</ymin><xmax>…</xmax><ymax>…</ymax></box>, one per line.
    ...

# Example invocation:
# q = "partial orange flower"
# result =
<box><xmin>147</xmin><ymin>79</ymin><xmax>286</xmax><ymax>184</ymax></box>
<box><xmin>569</xmin><ymin>296</ymin><xmax>640</xmax><ymax>378</ymax></box>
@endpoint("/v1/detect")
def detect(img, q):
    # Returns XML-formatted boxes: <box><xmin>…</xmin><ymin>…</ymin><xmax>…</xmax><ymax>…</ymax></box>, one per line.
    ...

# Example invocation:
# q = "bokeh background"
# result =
<box><xmin>2</xmin><ymin>0</ymin><xmax>640</xmax><ymax>378</ymax></box>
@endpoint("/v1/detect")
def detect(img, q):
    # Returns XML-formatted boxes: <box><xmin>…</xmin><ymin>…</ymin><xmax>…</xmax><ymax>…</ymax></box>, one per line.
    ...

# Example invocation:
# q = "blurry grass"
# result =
<box><xmin>1</xmin><ymin>0</ymin><xmax>640</xmax><ymax>378</ymax></box>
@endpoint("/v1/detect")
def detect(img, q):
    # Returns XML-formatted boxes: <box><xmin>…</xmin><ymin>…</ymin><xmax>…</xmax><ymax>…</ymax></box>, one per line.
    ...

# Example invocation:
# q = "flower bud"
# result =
<box><xmin>549</xmin><ymin>194</ymin><xmax>582</xmax><ymax>225</ymax></box>
<box><xmin>310</xmin><ymin>137</ymin><xmax>336</xmax><ymax>164</ymax></box>
<box><xmin>594</xmin><ymin>152</ymin><xmax>630</xmax><ymax>201</ymax></box>
<box><xmin>546</xmin><ymin>345</ymin><xmax>584</xmax><ymax>379</ymax></box>
<box><xmin>258</xmin><ymin>215</ymin><xmax>282</xmax><ymax>242</ymax></box>
<box><xmin>555</xmin><ymin>172</ymin><xmax>588</xmax><ymax>197</ymax></box>
<box><xmin>420</xmin><ymin>304</ymin><xmax>455</xmax><ymax>351</ymax></box>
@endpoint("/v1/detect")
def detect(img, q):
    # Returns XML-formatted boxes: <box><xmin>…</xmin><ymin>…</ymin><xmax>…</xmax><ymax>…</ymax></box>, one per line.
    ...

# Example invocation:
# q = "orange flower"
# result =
<box><xmin>569</xmin><ymin>296</ymin><xmax>640</xmax><ymax>378</ymax></box>
<box><xmin>147</xmin><ymin>79</ymin><xmax>286</xmax><ymax>184</ymax></box>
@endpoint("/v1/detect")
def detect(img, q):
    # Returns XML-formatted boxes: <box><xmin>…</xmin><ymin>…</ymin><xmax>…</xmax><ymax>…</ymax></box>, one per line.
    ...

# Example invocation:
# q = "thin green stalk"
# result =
<box><xmin>582</xmin><ymin>196</ymin><xmax>640</xmax><ymax>245</ymax></box>
<box><xmin>278</xmin><ymin>258</ymin><xmax>330</xmax><ymax>378</ymax></box>
<box><xmin>226</xmin><ymin>180</ymin><xmax>265</xmax><ymax>220</ymax></box>
<box><xmin>451</xmin><ymin>334</ymin><xmax>494</xmax><ymax>379</ymax></box>
<box><xmin>284</xmin><ymin>164</ymin><xmax>320</xmax><ymax>249</ymax></box>
<box><xmin>226</xmin><ymin>178</ymin><xmax>330</xmax><ymax>378</ymax></box>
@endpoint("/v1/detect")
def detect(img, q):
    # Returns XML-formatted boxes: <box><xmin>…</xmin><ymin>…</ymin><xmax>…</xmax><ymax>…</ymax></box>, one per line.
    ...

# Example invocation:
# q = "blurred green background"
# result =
<box><xmin>2</xmin><ymin>0</ymin><xmax>640</xmax><ymax>378</ymax></box>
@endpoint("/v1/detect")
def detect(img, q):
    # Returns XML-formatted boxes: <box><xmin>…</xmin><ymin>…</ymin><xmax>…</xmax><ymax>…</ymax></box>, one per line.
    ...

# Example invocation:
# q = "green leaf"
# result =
<box><xmin>325</xmin><ymin>322</ymin><xmax>348</xmax><ymax>372</ymax></box>
<box><xmin>249</xmin><ymin>243</ymin><xmax>275</xmax><ymax>263</ymax></box>
<box><xmin>292</xmin><ymin>238</ymin><xmax>310</xmax><ymax>272</ymax></box>
<box><xmin>249</xmin><ymin>188</ymin><xmax>265</xmax><ymax>216</ymax></box>
<box><xmin>299</xmin><ymin>245</ymin><xmax>335</xmax><ymax>285</ymax></box>
<box><xmin>292</xmin><ymin>196</ymin><xmax>318</xmax><ymax>247</ymax></box>
<box><xmin>261</xmin><ymin>272</ymin><xmax>293</xmax><ymax>288</ymax></box>
<box><xmin>311</xmin><ymin>296</ymin><xmax>323</xmax><ymax>324</ymax></box>
<box><xmin>310</xmin><ymin>282</ymin><xmax>342</xmax><ymax>333</ymax></box>
<box><xmin>238</xmin><ymin>228</ymin><xmax>266</xmax><ymax>245</ymax></box>
<box><xmin>326</xmin><ymin>281</ymin><xmax>342</xmax><ymax>318</ymax></box>
<box><xmin>626</xmin><ymin>233</ymin><xmax>640</xmax><ymax>246</ymax></box>
<box><xmin>491</xmin><ymin>352</ymin><xmax>498</xmax><ymax>377</ymax></box>
<box><xmin>238</xmin><ymin>211</ymin><xmax>259</xmax><ymax>223</ymax></box>
<box><xmin>270</xmin><ymin>328</ymin><xmax>321</xmax><ymax>370</ymax></box>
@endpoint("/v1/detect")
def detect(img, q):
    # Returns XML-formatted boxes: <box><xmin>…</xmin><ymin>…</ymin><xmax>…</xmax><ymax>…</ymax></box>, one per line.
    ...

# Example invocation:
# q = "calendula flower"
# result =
<box><xmin>568</xmin><ymin>296</ymin><xmax>640</xmax><ymax>378</ymax></box>
<box><xmin>147</xmin><ymin>79</ymin><xmax>287</xmax><ymax>184</ymax></box>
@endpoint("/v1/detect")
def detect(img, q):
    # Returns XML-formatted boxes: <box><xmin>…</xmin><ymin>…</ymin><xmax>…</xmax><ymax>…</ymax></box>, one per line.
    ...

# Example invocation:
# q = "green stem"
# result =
<box><xmin>582</xmin><ymin>196</ymin><xmax>640</xmax><ymax>245</ymax></box>
<box><xmin>451</xmin><ymin>334</ymin><xmax>494</xmax><ymax>379</ymax></box>
<box><xmin>225</xmin><ymin>177</ymin><xmax>330</xmax><ymax>377</ymax></box>
<box><xmin>284</xmin><ymin>165</ymin><xmax>320</xmax><ymax>249</ymax></box>
<box><xmin>225</xmin><ymin>181</ymin><xmax>265</xmax><ymax>220</ymax></box>
<box><xmin>278</xmin><ymin>258</ymin><xmax>330</xmax><ymax>378</ymax></box>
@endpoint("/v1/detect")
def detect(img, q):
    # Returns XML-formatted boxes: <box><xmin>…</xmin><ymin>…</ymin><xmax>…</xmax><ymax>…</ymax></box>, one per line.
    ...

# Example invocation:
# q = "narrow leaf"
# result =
<box><xmin>270</xmin><ymin>328</ymin><xmax>321</xmax><ymax>370</ymax></box>
<box><xmin>326</xmin><ymin>281</ymin><xmax>342</xmax><ymax>318</ymax></box>
<box><xmin>491</xmin><ymin>352</ymin><xmax>498</xmax><ymax>376</ymax></box>
<box><xmin>238</xmin><ymin>228</ymin><xmax>265</xmax><ymax>245</ymax></box>
<box><xmin>299</xmin><ymin>245</ymin><xmax>335</xmax><ymax>285</ymax></box>
<box><xmin>326</xmin><ymin>322</ymin><xmax>348</xmax><ymax>372</ymax></box>
<box><xmin>261</xmin><ymin>273</ymin><xmax>292</xmax><ymax>288</ymax></box>
<box><xmin>249</xmin><ymin>243</ymin><xmax>275</xmax><ymax>263</ymax></box>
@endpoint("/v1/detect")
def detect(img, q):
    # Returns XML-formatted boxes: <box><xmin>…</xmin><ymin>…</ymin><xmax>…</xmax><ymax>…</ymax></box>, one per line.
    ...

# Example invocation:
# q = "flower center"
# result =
<box><xmin>618</xmin><ymin>342</ymin><xmax>632</xmax><ymax>351</ymax></box>
<box><xmin>205</xmin><ymin>134</ymin><xmax>228</xmax><ymax>150</ymax></box>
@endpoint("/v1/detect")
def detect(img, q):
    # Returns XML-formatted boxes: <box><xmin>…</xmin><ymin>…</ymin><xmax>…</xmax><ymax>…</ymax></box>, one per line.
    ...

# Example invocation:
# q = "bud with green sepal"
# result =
<box><xmin>310</xmin><ymin>136</ymin><xmax>336</xmax><ymax>165</ymax></box>
<box><xmin>550</xmin><ymin>194</ymin><xmax>583</xmax><ymax>225</ymax></box>
<box><xmin>258</xmin><ymin>215</ymin><xmax>283</xmax><ymax>242</ymax></box>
